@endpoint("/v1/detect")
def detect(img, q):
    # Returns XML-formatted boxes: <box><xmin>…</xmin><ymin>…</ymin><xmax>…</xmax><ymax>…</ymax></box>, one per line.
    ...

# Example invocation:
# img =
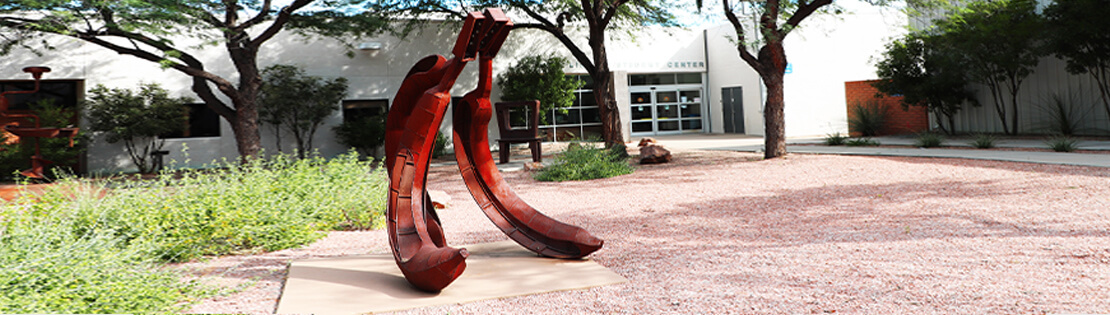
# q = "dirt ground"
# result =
<box><xmin>183</xmin><ymin>149</ymin><xmax>1110</xmax><ymax>314</ymax></box>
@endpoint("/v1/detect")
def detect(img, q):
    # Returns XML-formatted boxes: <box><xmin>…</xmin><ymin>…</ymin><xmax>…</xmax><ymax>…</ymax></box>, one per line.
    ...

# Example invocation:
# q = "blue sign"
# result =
<box><xmin>785</xmin><ymin>63</ymin><xmax>793</xmax><ymax>74</ymax></box>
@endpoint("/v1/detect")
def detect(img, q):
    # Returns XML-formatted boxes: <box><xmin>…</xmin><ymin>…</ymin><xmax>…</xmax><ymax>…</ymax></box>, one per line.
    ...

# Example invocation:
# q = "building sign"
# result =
<box><xmin>565</xmin><ymin>60</ymin><xmax>707</xmax><ymax>72</ymax></box>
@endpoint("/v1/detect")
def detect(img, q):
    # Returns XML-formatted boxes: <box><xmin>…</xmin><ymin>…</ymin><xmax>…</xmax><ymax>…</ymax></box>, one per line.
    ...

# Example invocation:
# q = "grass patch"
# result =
<box><xmin>845</xmin><ymin>138</ymin><xmax>881</xmax><ymax>146</ymax></box>
<box><xmin>824</xmin><ymin>132</ymin><xmax>848</xmax><ymax>145</ymax></box>
<box><xmin>1046</xmin><ymin>136</ymin><xmax>1079</xmax><ymax>152</ymax></box>
<box><xmin>534</xmin><ymin>142</ymin><xmax>633</xmax><ymax>182</ymax></box>
<box><xmin>0</xmin><ymin>151</ymin><xmax>387</xmax><ymax>312</ymax></box>
<box><xmin>970</xmin><ymin>133</ymin><xmax>997</xmax><ymax>149</ymax></box>
<box><xmin>914</xmin><ymin>132</ymin><xmax>945</xmax><ymax>148</ymax></box>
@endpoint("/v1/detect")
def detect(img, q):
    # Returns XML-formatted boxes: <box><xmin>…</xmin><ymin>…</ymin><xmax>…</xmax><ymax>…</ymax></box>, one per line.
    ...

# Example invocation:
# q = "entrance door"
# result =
<box><xmin>630</xmin><ymin>88</ymin><xmax>704</xmax><ymax>135</ymax></box>
<box><xmin>721</xmin><ymin>86</ymin><xmax>744</xmax><ymax>134</ymax></box>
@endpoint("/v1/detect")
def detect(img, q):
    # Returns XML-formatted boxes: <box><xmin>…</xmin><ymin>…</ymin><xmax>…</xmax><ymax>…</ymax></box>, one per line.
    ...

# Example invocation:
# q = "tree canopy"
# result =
<box><xmin>496</xmin><ymin>55</ymin><xmax>582</xmax><ymax>125</ymax></box>
<box><xmin>874</xmin><ymin>32</ymin><xmax>977</xmax><ymax>134</ymax></box>
<box><xmin>259</xmin><ymin>64</ymin><xmax>348</xmax><ymax>158</ymax></box>
<box><xmin>1043</xmin><ymin>0</ymin><xmax>1110</xmax><ymax>121</ymax></box>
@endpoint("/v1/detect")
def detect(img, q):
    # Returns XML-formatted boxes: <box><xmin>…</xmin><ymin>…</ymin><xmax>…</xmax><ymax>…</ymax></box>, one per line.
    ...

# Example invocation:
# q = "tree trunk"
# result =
<box><xmin>228</xmin><ymin>38</ymin><xmax>264</xmax><ymax>160</ymax></box>
<box><xmin>759</xmin><ymin>42</ymin><xmax>788</xmax><ymax>159</ymax></box>
<box><xmin>589</xmin><ymin>26</ymin><xmax>623</xmax><ymax>147</ymax></box>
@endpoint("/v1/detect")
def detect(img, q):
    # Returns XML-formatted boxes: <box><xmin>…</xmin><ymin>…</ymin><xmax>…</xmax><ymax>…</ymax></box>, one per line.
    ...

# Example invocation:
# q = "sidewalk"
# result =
<box><xmin>649</xmin><ymin>134</ymin><xmax>1110</xmax><ymax>168</ymax></box>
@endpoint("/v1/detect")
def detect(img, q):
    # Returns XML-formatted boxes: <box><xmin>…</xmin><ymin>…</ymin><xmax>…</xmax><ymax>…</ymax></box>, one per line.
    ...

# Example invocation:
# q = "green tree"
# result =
<box><xmin>1044</xmin><ymin>0</ymin><xmax>1110</xmax><ymax>122</ymax></box>
<box><xmin>259</xmin><ymin>64</ymin><xmax>348</xmax><ymax>159</ymax></box>
<box><xmin>718</xmin><ymin>0</ymin><xmax>845</xmax><ymax>158</ymax></box>
<box><xmin>874</xmin><ymin>32</ymin><xmax>978</xmax><ymax>134</ymax></box>
<box><xmin>372</xmin><ymin>0</ymin><xmax>678</xmax><ymax>147</ymax></box>
<box><xmin>84</xmin><ymin>83</ymin><xmax>189</xmax><ymax>174</ymax></box>
<box><xmin>496</xmin><ymin>55</ymin><xmax>583</xmax><ymax>125</ymax></box>
<box><xmin>932</xmin><ymin>0</ymin><xmax>1043</xmax><ymax>134</ymax></box>
<box><xmin>1</xmin><ymin>1</ymin><xmax>386</xmax><ymax>160</ymax></box>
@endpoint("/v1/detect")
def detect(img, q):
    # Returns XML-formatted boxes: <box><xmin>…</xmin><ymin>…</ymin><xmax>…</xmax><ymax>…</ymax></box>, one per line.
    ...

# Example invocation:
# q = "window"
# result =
<box><xmin>163</xmin><ymin>103</ymin><xmax>221</xmax><ymax>138</ymax></box>
<box><xmin>629</xmin><ymin>73</ymin><xmax>702</xmax><ymax>86</ymax></box>
<box><xmin>538</xmin><ymin>75</ymin><xmax>602</xmax><ymax>142</ymax></box>
<box><xmin>1</xmin><ymin>80</ymin><xmax>80</xmax><ymax>111</ymax></box>
<box><xmin>342</xmin><ymin>99</ymin><xmax>389</xmax><ymax>123</ymax></box>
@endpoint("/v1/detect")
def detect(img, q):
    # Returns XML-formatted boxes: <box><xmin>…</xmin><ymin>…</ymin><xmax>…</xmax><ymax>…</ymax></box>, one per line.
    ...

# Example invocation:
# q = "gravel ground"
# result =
<box><xmin>182</xmin><ymin>149</ymin><xmax>1110</xmax><ymax>314</ymax></box>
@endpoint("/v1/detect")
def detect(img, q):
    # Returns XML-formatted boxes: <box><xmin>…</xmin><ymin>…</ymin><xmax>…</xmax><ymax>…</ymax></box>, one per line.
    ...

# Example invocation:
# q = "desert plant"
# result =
<box><xmin>845</xmin><ymin>137</ymin><xmax>880</xmax><ymax>146</ymax></box>
<box><xmin>1033</xmin><ymin>92</ymin><xmax>1102</xmax><ymax>136</ymax></box>
<box><xmin>84</xmin><ymin>83</ymin><xmax>189</xmax><ymax>174</ymax></box>
<box><xmin>534</xmin><ymin>141</ymin><xmax>633</xmax><ymax>182</ymax></box>
<box><xmin>259</xmin><ymin>64</ymin><xmax>348</xmax><ymax>158</ymax></box>
<box><xmin>848</xmin><ymin>100</ymin><xmax>888</xmax><ymax>137</ymax></box>
<box><xmin>970</xmin><ymin>133</ymin><xmax>997</xmax><ymax>149</ymax></box>
<box><xmin>914</xmin><ymin>132</ymin><xmax>945</xmax><ymax>148</ymax></box>
<box><xmin>1046</xmin><ymin>136</ymin><xmax>1079</xmax><ymax>152</ymax></box>
<box><xmin>824</xmin><ymin>132</ymin><xmax>848</xmax><ymax>145</ymax></box>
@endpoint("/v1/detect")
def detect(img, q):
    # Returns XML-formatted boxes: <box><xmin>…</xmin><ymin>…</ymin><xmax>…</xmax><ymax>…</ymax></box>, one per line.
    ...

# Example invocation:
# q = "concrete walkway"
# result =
<box><xmin>649</xmin><ymin>134</ymin><xmax>1110</xmax><ymax>168</ymax></box>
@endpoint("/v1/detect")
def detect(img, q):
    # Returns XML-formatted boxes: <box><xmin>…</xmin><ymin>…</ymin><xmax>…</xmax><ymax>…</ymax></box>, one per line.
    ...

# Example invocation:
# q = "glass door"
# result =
<box><xmin>629</xmin><ymin>88</ymin><xmax>704</xmax><ymax>135</ymax></box>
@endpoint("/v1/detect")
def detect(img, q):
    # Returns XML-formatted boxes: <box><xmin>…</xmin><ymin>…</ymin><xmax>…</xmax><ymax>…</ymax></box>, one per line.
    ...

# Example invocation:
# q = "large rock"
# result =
<box><xmin>639</xmin><ymin>144</ymin><xmax>672</xmax><ymax>164</ymax></box>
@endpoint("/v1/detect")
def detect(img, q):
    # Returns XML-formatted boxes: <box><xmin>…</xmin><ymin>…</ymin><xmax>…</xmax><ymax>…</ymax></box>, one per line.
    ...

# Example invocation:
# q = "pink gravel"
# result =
<box><xmin>182</xmin><ymin>150</ymin><xmax>1110</xmax><ymax>314</ymax></box>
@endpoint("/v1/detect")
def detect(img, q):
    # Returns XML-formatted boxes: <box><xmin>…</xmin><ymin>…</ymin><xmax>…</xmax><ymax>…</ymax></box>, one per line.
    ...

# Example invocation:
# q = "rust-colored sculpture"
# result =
<box><xmin>384</xmin><ymin>9</ymin><xmax>603</xmax><ymax>292</ymax></box>
<box><xmin>0</xmin><ymin>66</ymin><xmax>79</xmax><ymax>179</ymax></box>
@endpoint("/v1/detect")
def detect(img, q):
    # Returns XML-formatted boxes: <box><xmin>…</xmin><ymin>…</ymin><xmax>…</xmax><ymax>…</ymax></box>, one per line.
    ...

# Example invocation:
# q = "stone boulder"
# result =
<box><xmin>639</xmin><ymin>144</ymin><xmax>672</xmax><ymax>164</ymax></box>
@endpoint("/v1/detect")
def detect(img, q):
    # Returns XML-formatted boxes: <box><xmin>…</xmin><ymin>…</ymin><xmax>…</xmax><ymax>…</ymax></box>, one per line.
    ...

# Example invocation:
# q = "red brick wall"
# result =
<box><xmin>844</xmin><ymin>80</ymin><xmax>929</xmax><ymax>136</ymax></box>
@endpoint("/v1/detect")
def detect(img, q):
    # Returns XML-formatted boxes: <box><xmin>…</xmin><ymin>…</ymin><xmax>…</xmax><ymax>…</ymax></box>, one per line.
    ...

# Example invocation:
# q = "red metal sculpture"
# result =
<box><xmin>0</xmin><ymin>66</ymin><xmax>79</xmax><ymax>179</ymax></box>
<box><xmin>384</xmin><ymin>9</ymin><xmax>603</xmax><ymax>292</ymax></box>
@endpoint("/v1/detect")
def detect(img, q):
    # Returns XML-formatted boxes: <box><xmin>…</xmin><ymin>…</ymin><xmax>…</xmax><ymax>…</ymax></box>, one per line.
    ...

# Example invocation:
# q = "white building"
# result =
<box><xmin>0</xmin><ymin>2</ymin><xmax>905</xmax><ymax>174</ymax></box>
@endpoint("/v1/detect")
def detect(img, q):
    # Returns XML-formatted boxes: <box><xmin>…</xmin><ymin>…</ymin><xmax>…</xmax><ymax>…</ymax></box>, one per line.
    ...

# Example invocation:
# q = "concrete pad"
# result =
<box><xmin>276</xmin><ymin>241</ymin><xmax>626</xmax><ymax>314</ymax></box>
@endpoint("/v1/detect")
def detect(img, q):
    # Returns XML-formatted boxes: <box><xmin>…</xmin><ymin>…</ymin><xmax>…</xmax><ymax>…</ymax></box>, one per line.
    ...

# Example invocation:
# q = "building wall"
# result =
<box><xmin>946</xmin><ymin>56</ymin><xmax>1110</xmax><ymax>135</ymax></box>
<box><xmin>845</xmin><ymin>80</ymin><xmax>929</xmax><ymax>135</ymax></box>
<box><xmin>2</xmin><ymin>4</ymin><xmax>907</xmax><ymax>173</ymax></box>
<box><xmin>702</xmin><ymin>0</ymin><xmax>907</xmax><ymax>137</ymax></box>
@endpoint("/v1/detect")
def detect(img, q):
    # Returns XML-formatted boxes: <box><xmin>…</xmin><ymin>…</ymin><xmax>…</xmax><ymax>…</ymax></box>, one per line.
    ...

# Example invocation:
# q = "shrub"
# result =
<box><xmin>824</xmin><ymin>132</ymin><xmax>848</xmax><ymax>145</ymax></box>
<box><xmin>848</xmin><ymin>100</ymin><xmax>889</xmax><ymax>137</ymax></box>
<box><xmin>259</xmin><ymin>64</ymin><xmax>349</xmax><ymax>158</ymax></box>
<box><xmin>845</xmin><ymin>137</ymin><xmax>880</xmax><ymax>146</ymax></box>
<box><xmin>970</xmin><ymin>133</ymin><xmax>997</xmax><ymax>149</ymax></box>
<box><xmin>433</xmin><ymin>132</ymin><xmax>450</xmax><ymax>158</ymax></box>
<box><xmin>333</xmin><ymin>115</ymin><xmax>386</xmax><ymax>158</ymax></box>
<box><xmin>0</xmin><ymin>226</ymin><xmax>205</xmax><ymax>314</ymax></box>
<box><xmin>914</xmin><ymin>132</ymin><xmax>945</xmax><ymax>148</ymax></box>
<box><xmin>14</xmin><ymin>150</ymin><xmax>387</xmax><ymax>262</ymax></box>
<box><xmin>534</xmin><ymin>141</ymin><xmax>633</xmax><ymax>182</ymax></box>
<box><xmin>1046</xmin><ymin>136</ymin><xmax>1079</xmax><ymax>152</ymax></box>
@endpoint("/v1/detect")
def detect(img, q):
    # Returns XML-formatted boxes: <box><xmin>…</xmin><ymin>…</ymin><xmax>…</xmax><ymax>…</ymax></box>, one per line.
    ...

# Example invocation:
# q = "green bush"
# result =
<box><xmin>0</xmin><ymin>226</ymin><xmax>204</xmax><ymax>314</ymax></box>
<box><xmin>845</xmin><ymin>138</ymin><xmax>881</xmax><ymax>146</ymax></box>
<box><xmin>824</xmin><ymin>132</ymin><xmax>848</xmax><ymax>145</ymax></box>
<box><xmin>333</xmin><ymin>115</ymin><xmax>386</xmax><ymax>158</ymax></box>
<box><xmin>433</xmin><ymin>132</ymin><xmax>450</xmax><ymax>158</ymax></box>
<box><xmin>848</xmin><ymin>100</ymin><xmax>889</xmax><ymax>137</ymax></box>
<box><xmin>534</xmin><ymin>141</ymin><xmax>633</xmax><ymax>182</ymax></box>
<box><xmin>914</xmin><ymin>132</ymin><xmax>945</xmax><ymax>148</ymax></box>
<box><xmin>1046</xmin><ymin>136</ymin><xmax>1079</xmax><ymax>152</ymax></box>
<box><xmin>0</xmin><ymin>150</ymin><xmax>386</xmax><ymax>313</ymax></box>
<box><xmin>970</xmin><ymin>133</ymin><xmax>997</xmax><ymax>149</ymax></box>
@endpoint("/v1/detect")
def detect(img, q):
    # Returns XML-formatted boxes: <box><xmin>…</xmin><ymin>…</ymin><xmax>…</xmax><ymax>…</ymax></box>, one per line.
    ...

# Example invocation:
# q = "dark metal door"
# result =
<box><xmin>721</xmin><ymin>87</ymin><xmax>744</xmax><ymax>133</ymax></box>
